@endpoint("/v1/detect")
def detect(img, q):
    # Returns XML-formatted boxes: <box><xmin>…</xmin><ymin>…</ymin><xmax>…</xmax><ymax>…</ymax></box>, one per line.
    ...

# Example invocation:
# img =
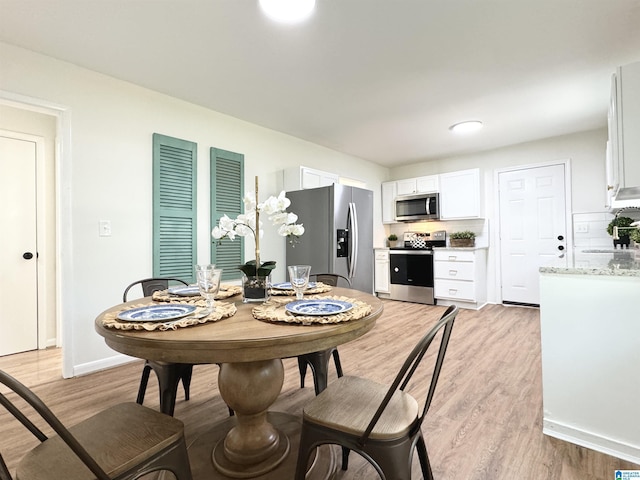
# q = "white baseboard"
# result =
<box><xmin>543</xmin><ymin>419</ymin><xmax>640</xmax><ymax>465</ymax></box>
<box><xmin>72</xmin><ymin>353</ymin><xmax>139</xmax><ymax>377</ymax></box>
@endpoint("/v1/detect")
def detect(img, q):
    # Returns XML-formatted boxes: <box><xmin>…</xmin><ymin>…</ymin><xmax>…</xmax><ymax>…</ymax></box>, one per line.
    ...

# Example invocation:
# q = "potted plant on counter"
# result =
<box><xmin>449</xmin><ymin>230</ymin><xmax>476</xmax><ymax>248</ymax></box>
<box><xmin>606</xmin><ymin>216</ymin><xmax>636</xmax><ymax>249</ymax></box>
<box><xmin>387</xmin><ymin>234</ymin><xmax>399</xmax><ymax>248</ymax></box>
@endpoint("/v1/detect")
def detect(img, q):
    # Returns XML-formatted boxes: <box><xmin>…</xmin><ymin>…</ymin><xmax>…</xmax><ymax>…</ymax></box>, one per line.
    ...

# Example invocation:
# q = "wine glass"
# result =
<box><xmin>288</xmin><ymin>265</ymin><xmax>311</xmax><ymax>300</ymax></box>
<box><xmin>195</xmin><ymin>265</ymin><xmax>222</xmax><ymax>314</ymax></box>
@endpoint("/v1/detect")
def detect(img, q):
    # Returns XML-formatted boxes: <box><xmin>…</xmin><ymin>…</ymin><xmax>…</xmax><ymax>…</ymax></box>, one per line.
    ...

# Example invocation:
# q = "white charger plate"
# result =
<box><xmin>117</xmin><ymin>304</ymin><xmax>197</xmax><ymax>322</ymax></box>
<box><xmin>272</xmin><ymin>282</ymin><xmax>317</xmax><ymax>290</ymax></box>
<box><xmin>285</xmin><ymin>299</ymin><xmax>353</xmax><ymax>316</ymax></box>
<box><xmin>168</xmin><ymin>285</ymin><xmax>200</xmax><ymax>296</ymax></box>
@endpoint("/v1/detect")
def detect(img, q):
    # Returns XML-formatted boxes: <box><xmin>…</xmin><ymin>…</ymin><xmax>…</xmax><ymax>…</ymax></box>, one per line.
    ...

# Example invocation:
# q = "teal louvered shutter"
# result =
<box><xmin>211</xmin><ymin>148</ymin><xmax>244</xmax><ymax>281</ymax></box>
<box><xmin>153</xmin><ymin>134</ymin><xmax>197</xmax><ymax>282</ymax></box>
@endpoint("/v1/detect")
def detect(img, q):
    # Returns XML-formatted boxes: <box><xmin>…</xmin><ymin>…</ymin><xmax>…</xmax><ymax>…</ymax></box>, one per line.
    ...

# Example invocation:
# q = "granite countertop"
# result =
<box><xmin>540</xmin><ymin>248</ymin><xmax>640</xmax><ymax>276</ymax></box>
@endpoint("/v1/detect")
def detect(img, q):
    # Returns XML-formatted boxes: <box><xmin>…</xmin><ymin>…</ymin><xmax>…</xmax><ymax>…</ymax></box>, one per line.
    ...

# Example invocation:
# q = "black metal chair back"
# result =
<box><xmin>309</xmin><ymin>273</ymin><xmax>351</xmax><ymax>287</ymax></box>
<box><xmin>122</xmin><ymin>277</ymin><xmax>188</xmax><ymax>302</ymax></box>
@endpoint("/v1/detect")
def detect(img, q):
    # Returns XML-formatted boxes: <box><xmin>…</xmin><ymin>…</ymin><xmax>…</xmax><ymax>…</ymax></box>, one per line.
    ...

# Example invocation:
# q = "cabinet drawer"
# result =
<box><xmin>435</xmin><ymin>280</ymin><xmax>475</xmax><ymax>301</ymax></box>
<box><xmin>434</xmin><ymin>261</ymin><xmax>475</xmax><ymax>281</ymax></box>
<box><xmin>434</xmin><ymin>250</ymin><xmax>476</xmax><ymax>263</ymax></box>
<box><xmin>375</xmin><ymin>250</ymin><xmax>389</xmax><ymax>261</ymax></box>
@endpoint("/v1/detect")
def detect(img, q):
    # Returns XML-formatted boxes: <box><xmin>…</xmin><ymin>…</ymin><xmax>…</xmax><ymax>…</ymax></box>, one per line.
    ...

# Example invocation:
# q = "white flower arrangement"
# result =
<box><xmin>211</xmin><ymin>178</ymin><xmax>304</xmax><ymax>276</ymax></box>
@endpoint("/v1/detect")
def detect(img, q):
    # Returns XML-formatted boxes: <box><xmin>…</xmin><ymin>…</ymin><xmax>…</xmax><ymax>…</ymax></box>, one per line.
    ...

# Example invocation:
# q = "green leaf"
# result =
<box><xmin>238</xmin><ymin>260</ymin><xmax>277</xmax><ymax>277</ymax></box>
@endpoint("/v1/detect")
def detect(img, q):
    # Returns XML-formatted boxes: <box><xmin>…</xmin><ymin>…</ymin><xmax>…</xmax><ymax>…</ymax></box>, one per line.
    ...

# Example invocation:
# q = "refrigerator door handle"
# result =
<box><xmin>348</xmin><ymin>202</ymin><xmax>358</xmax><ymax>279</ymax></box>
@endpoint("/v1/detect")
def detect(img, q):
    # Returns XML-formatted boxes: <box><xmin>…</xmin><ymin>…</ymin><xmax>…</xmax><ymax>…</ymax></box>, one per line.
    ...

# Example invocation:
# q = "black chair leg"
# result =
<box><xmin>332</xmin><ymin>348</ymin><xmax>343</xmax><ymax>377</ymax></box>
<box><xmin>180</xmin><ymin>365</ymin><xmax>193</xmax><ymax>401</ymax></box>
<box><xmin>136</xmin><ymin>362</ymin><xmax>152</xmax><ymax>405</ymax></box>
<box><xmin>148</xmin><ymin>362</ymin><xmax>188</xmax><ymax>416</ymax></box>
<box><xmin>297</xmin><ymin>357</ymin><xmax>309</xmax><ymax>388</ymax></box>
<box><xmin>341</xmin><ymin>446</ymin><xmax>350</xmax><ymax>470</ymax></box>
<box><xmin>299</xmin><ymin>348</ymin><xmax>344</xmax><ymax>395</ymax></box>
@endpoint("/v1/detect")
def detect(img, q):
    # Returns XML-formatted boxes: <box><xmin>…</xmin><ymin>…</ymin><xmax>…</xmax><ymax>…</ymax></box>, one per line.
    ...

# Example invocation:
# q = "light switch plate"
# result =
<box><xmin>99</xmin><ymin>220</ymin><xmax>112</xmax><ymax>237</ymax></box>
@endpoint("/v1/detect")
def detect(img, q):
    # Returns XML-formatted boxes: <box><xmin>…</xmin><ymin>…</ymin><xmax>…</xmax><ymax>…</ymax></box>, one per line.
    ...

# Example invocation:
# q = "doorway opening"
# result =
<box><xmin>0</xmin><ymin>92</ymin><xmax>71</xmax><ymax>377</ymax></box>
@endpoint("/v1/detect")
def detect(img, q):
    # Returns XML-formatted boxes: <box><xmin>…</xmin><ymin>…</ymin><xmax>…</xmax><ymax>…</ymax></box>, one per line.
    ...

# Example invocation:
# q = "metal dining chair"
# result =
<box><xmin>123</xmin><ymin>277</ymin><xmax>192</xmax><ymax>416</ymax></box>
<box><xmin>0</xmin><ymin>369</ymin><xmax>192</xmax><ymax>480</ymax></box>
<box><xmin>123</xmin><ymin>277</ymin><xmax>234</xmax><ymax>417</ymax></box>
<box><xmin>295</xmin><ymin>305</ymin><xmax>459</xmax><ymax>479</ymax></box>
<box><xmin>297</xmin><ymin>273</ymin><xmax>351</xmax><ymax>395</ymax></box>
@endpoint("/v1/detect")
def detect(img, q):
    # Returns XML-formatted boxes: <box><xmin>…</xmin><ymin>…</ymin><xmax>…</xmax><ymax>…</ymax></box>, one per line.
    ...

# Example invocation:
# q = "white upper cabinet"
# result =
<box><xmin>395</xmin><ymin>175</ymin><xmax>439</xmax><ymax>196</ymax></box>
<box><xmin>416</xmin><ymin>175</ymin><xmax>439</xmax><ymax>193</ymax></box>
<box><xmin>439</xmin><ymin>168</ymin><xmax>482</xmax><ymax>219</ymax></box>
<box><xmin>610</xmin><ymin>61</ymin><xmax>640</xmax><ymax>194</ymax></box>
<box><xmin>284</xmin><ymin>166</ymin><xmax>339</xmax><ymax>191</ymax></box>
<box><xmin>382</xmin><ymin>170</ymin><xmax>481</xmax><ymax>222</ymax></box>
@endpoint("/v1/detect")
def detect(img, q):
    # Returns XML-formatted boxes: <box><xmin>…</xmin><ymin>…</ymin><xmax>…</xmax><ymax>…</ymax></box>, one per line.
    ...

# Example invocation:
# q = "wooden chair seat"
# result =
<box><xmin>16</xmin><ymin>402</ymin><xmax>189</xmax><ymax>480</ymax></box>
<box><xmin>303</xmin><ymin>376</ymin><xmax>419</xmax><ymax>440</ymax></box>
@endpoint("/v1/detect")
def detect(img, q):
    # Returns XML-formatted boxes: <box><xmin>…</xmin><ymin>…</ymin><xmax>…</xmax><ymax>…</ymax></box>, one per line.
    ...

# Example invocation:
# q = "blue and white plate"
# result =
<box><xmin>117</xmin><ymin>304</ymin><xmax>197</xmax><ymax>322</ymax></box>
<box><xmin>285</xmin><ymin>299</ymin><xmax>353</xmax><ymax>316</ymax></box>
<box><xmin>168</xmin><ymin>285</ymin><xmax>201</xmax><ymax>296</ymax></box>
<box><xmin>272</xmin><ymin>282</ymin><xmax>317</xmax><ymax>290</ymax></box>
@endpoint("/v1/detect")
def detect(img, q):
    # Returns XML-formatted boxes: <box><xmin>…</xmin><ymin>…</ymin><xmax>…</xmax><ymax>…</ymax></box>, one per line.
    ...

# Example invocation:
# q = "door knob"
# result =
<box><xmin>557</xmin><ymin>235</ymin><xmax>564</xmax><ymax>241</ymax></box>
<box><xmin>23</xmin><ymin>252</ymin><xmax>34</xmax><ymax>260</ymax></box>
<box><xmin>557</xmin><ymin>245</ymin><xmax>565</xmax><ymax>251</ymax></box>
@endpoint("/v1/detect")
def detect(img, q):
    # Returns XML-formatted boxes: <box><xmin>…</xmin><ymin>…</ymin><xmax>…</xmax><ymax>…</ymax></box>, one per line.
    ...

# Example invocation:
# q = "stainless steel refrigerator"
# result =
<box><xmin>286</xmin><ymin>184</ymin><xmax>374</xmax><ymax>293</ymax></box>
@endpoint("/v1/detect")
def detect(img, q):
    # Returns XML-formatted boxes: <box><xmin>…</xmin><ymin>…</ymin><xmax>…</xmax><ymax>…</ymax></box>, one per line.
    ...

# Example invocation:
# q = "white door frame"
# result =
<box><xmin>0</xmin><ymin>129</ymin><xmax>47</xmax><ymax>350</ymax></box>
<box><xmin>0</xmin><ymin>90</ymin><xmax>74</xmax><ymax>378</ymax></box>
<box><xmin>493</xmin><ymin>159</ymin><xmax>573</xmax><ymax>305</ymax></box>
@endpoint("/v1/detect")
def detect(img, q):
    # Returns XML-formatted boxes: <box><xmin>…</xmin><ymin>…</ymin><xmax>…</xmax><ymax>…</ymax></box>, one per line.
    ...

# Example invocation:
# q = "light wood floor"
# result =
<box><xmin>1</xmin><ymin>300</ymin><xmax>638</xmax><ymax>479</ymax></box>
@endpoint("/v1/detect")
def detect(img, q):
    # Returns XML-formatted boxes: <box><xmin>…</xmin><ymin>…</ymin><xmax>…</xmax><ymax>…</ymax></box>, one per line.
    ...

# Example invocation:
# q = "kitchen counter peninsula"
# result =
<box><xmin>539</xmin><ymin>249</ymin><xmax>640</xmax><ymax>465</ymax></box>
<box><xmin>540</xmin><ymin>248</ymin><xmax>640</xmax><ymax>276</ymax></box>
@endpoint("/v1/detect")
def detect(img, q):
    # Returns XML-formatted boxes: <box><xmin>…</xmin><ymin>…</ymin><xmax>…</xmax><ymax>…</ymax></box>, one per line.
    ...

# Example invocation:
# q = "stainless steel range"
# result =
<box><xmin>388</xmin><ymin>231</ymin><xmax>446</xmax><ymax>304</ymax></box>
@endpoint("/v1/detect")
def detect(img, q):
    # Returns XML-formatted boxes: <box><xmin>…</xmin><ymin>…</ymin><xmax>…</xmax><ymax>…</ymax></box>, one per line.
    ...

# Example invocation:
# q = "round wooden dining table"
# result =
<box><xmin>95</xmin><ymin>286</ymin><xmax>383</xmax><ymax>480</ymax></box>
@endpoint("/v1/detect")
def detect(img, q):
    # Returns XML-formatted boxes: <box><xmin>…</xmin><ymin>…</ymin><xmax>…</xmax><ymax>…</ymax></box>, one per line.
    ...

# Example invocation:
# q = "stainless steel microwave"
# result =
<box><xmin>395</xmin><ymin>193</ymin><xmax>440</xmax><ymax>221</ymax></box>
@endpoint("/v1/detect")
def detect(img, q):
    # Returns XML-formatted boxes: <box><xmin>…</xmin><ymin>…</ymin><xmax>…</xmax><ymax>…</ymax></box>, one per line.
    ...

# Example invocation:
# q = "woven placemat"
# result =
<box><xmin>151</xmin><ymin>284</ymin><xmax>242</xmax><ymax>303</ymax></box>
<box><xmin>102</xmin><ymin>301</ymin><xmax>237</xmax><ymax>331</ymax></box>
<box><xmin>252</xmin><ymin>295</ymin><xmax>372</xmax><ymax>325</ymax></box>
<box><xmin>269</xmin><ymin>282</ymin><xmax>333</xmax><ymax>296</ymax></box>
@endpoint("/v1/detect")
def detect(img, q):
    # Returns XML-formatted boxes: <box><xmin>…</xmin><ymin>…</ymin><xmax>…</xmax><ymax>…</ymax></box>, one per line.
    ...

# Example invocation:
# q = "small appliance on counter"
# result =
<box><xmin>393</xmin><ymin>230</ymin><xmax>447</xmax><ymax>250</ymax></box>
<box><xmin>388</xmin><ymin>230</ymin><xmax>446</xmax><ymax>304</ymax></box>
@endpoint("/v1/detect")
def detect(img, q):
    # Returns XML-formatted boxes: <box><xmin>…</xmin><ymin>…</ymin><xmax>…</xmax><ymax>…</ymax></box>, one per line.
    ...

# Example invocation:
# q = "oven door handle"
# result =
<box><xmin>348</xmin><ymin>202</ymin><xmax>358</xmax><ymax>279</ymax></box>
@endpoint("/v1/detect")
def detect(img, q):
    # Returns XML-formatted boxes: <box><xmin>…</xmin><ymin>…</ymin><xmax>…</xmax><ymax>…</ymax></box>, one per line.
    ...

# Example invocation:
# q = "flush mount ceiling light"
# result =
<box><xmin>449</xmin><ymin>120</ymin><xmax>483</xmax><ymax>134</ymax></box>
<box><xmin>259</xmin><ymin>0</ymin><xmax>316</xmax><ymax>23</ymax></box>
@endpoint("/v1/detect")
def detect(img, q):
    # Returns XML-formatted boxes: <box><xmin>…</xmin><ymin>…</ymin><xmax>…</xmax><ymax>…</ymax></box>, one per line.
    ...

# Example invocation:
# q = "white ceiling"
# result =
<box><xmin>1</xmin><ymin>0</ymin><xmax>640</xmax><ymax>167</ymax></box>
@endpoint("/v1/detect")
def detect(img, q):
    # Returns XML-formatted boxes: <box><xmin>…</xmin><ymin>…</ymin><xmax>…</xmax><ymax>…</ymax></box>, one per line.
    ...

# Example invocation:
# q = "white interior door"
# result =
<box><xmin>0</xmin><ymin>134</ymin><xmax>39</xmax><ymax>356</ymax></box>
<box><xmin>499</xmin><ymin>164</ymin><xmax>568</xmax><ymax>305</ymax></box>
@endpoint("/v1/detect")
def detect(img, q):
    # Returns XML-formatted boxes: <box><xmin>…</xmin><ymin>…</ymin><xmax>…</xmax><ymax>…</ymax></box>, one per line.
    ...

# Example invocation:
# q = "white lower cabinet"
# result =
<box><xmin>434</xmin><ymin>248</ymin><xmax>487</xmax><ymax>309</ymax></box>
<box><xmin>374</xmin><ymin>249</ymin><xmax>390</xmax><ymax>294</ymax></box>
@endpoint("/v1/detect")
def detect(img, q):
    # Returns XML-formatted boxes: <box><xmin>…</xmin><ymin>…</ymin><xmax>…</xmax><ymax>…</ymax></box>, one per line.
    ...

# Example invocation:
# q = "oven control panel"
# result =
<box><xmin>401</xmin><ymin>230</ymin><xmax>446</xmax><ymax>249</ymax></box>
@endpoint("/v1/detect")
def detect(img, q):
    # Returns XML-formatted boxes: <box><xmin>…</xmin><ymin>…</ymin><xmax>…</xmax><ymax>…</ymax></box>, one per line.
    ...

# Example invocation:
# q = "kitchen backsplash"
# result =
<box><xmin>386</xmin><ymin>213</ymin><xmax>619</xmax><ymax>250</ymax></box>
<box><xmin>387</xmin><ymin>218</ymin><xmax>489</xmax><ymax>248</ymax></box>
<box><xmin>572</xmin><ymin>212</ymin><xmax>615</xmax><ymax>249</ymax></box>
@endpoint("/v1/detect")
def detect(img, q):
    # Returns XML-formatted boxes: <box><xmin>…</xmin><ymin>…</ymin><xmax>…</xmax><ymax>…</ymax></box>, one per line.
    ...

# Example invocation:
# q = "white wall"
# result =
<box><xmin>0</xmin><ymin>42</ymin><xmax>388</xmax><ymax>375</ymax></box>
<box><xmin>0</xmin><ymin>39</ymin><xmax>612</xmax><ymax>375</ymax></box>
